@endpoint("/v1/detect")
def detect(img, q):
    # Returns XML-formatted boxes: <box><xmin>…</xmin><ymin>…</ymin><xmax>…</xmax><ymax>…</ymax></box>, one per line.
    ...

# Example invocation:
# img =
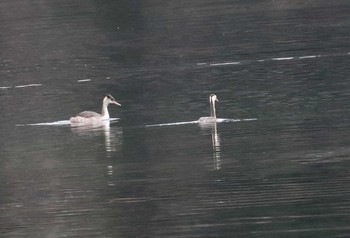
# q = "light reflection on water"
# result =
<box><xmin>70</xmin><ymin>120</ymin><xmax>123</xmax><ymax>157</ymax></box>
<box><xmin>211</xmin><ymin>123</ymin><xmax>221</xmax><ymax>170</ymax></box>
<box><xmin>198</xmin><ymin>122</ymin><xmax>222</xmax><ymax>170</ymax></box>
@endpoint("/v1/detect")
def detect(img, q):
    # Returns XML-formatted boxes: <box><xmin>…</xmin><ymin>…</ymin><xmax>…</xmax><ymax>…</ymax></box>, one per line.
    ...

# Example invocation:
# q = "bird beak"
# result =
<box><xmin>113</xmin><ymin>101</ymin><xmax>122</xmax><ymax>106</ymax></box>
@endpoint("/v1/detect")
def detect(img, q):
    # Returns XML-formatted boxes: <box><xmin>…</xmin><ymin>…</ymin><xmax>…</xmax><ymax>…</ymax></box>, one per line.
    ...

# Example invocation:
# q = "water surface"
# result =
<box><xmin>1</xmin><ymin>0</ymin><xmax>350</xmax><ymax>237</ymax></box>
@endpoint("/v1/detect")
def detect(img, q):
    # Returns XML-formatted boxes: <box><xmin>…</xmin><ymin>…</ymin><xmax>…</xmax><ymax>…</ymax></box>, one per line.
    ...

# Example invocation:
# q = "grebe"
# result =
<box><xmin>70</xmin><ymin>94</ymin><xmax>121</xmax><ymax>123</ymax></box>
<box><xmin>198</xmin><ymin>94</ymin><xmax>219</xmax><ymax>124</ymax></box>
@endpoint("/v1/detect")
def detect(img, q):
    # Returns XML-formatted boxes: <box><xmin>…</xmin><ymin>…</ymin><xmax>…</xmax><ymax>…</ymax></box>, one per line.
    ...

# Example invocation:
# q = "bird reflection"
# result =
<box><xmin>200</xmin><ymin>122</ymin><xmax>221</xmax><ymax>170</ymax></box>
<box><xmin>70</xmin><ymin>120</ymin><xmax>123</xmax><ymax>158</ymax></box>
<box><xmin>211</xmin><ymin>122</ymin><xmax>221</xmax><ymax>170</ymax></box>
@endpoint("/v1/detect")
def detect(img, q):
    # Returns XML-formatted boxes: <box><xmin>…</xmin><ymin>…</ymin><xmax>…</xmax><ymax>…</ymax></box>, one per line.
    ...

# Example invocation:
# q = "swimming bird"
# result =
<box><xmin>198</xmin><ymin>94</ymin><xmax>219</xmax><ymax>124</ymax></box>
<box><xmin>70</xmin><ymin>94</ymin><xmax>121</xmax><ymax>123</ymax></box>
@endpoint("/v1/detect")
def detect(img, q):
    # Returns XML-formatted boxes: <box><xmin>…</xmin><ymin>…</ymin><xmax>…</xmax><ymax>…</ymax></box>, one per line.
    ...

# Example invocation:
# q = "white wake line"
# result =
<box><xmin>77</xmin><ymin>79</ymin><xmax>91</xmax><ymax>82</ymax></box>
<box><xmin>199</xmin><ymin>52</ymin><xmax>348</xmax><ymax>67</ymax></box>
<box><xmin>145</xmin><ymin>120</ymin><xmax>198</xmax><ymax>127</ymax></box>
<box><xmin>15</xmin><ymin>84</ymin><xmax>42</xmax><ymax>88</ymax></box>
<box><xmin>272</xmin><ymin>57</ymin><xmax>295</xmax><ymax>61</ymax></box>
<box><xmin>145</xmin><ymin>118</ymin><xmax>257</xmax><ymax>128</ymax></box>
<box><xmin>210</xmin><ymin>61</ymin><xmax>241</xmax><ymax>66</ymax></box>
<box><xmin>1</xmin><ymin>84</ymin><xmax>42</xmax><ymax>89</ymax></box>
<box><xmin>16</xmin><ymin>120</ymin><xmax>70</xmax><ymax>126</ymax></box>
<box><xmin>16</xmin><ymin>118</ymin><xmax>120</xmax><ymax>126</ymax></box>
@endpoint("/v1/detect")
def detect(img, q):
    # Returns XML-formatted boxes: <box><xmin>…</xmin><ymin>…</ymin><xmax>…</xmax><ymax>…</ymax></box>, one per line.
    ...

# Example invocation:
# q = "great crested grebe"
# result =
<box><xmin>70</xmin><ymin>94</ymin><xmax>121</xmax><ymax>123</ymax></box>
<box><xmin>198</xmin><ymin>94</ymin><xmax>219</xmax><ymax>124</ymax></box>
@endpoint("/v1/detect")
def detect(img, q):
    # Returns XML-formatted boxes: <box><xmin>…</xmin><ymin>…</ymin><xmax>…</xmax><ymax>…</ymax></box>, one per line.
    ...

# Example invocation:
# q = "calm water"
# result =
<box><xmin>1</xmin><ymin>0</ymin><xmax>350</xmax><ymax>237</ymax></box>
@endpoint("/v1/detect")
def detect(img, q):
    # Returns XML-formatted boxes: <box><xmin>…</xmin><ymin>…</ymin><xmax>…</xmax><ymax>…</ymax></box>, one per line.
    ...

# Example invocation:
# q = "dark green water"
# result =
<box><xmin>1</xmin><ymin>0</ymin><xmax>350</xmax><ymax>237</ymax></box>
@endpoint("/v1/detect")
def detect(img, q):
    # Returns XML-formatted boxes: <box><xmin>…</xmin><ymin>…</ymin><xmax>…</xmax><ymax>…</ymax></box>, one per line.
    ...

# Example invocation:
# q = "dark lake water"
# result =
<box><xmin>1</xmin><ymin>0</ymin><xmax>350</xmax><ymax>237</ymax></box>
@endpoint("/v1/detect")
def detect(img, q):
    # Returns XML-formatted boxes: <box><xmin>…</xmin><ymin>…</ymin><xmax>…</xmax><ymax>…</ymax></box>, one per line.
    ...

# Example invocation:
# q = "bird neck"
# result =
<box><xmin>210</xmin><ymin>100</ymin><xmax>216</xmax><ymax>118</ymax></box>
<box><xmin>101</xmin><ymin>101</ymin><xmax>110</xmax><ymax>119</ymax></box>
